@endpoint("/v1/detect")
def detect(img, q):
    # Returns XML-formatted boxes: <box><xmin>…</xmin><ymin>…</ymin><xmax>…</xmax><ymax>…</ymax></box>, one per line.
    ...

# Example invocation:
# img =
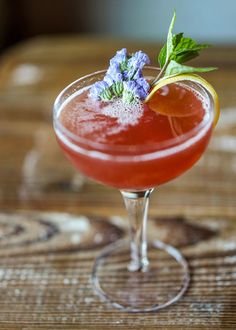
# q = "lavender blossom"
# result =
<box><xmin>104</xmin><ymin>69</ymin><xmax>123</xmax><ymax>97</ymax></box>
<box><xmin>123</xmin><ymin>81</ymin><xmax>140</xmax><ymax>103</ymax></box>
<box><xmin>106</xmin><ymin>62</ymin><xmax>122</xmax><ymax>79</ymax></box>
<box><xmin>103</xmin><ymin>74</ymin><xmax>114</xmax><ymax>87</ymax></box>
<box><xmin>125</xmin><ymin>51</ymin><xmax>150</xmax><ymax>80</ymax></box>
<box><xmin>104</xmin><ymin>68</ymin><xmax>123</xmax><ymax>86</ymax></box>
<box><xmin>122</xmin><ymin>77</ymin><xmax>150</xmax><ymax>102</ymax></box>
<box><xmin>136</xmin><ymin>77</ymin><xmax>150</xmax><ymax>92</ymax></box>
<box><xmin>90</xmin><ymin>81</ymin><xmax>109</xmax><ymax>98</ymax></box>
<box><xmin>90</xmin><ymin>48</ymin><xmax>150</xmax><ymax>102</ymax></box>
<box><xmin>123</xmin><ymin>81</ymin><xmax>140</xmax><ymax>96</ymax></box>
<box><xmin>110</xmin><ymin>48</ymin><xmax>127</xmax><ymax>67</ymax></box>
<box><xmin>128</xmin><ymin>50</ymin><xmax>150</xmax><ymax>69</ymax></box>
<box><xmin>90</xmin><ymin>81</ymin><xmax>112</xmax><ymax>101</ymax></box>
<box><xmin>136</xmin><ymin>86</ymin><xmax>149</xmax><ymax>99</ymax></box>
<box><xmin>124</xmin><ymin>67</ymin><xmax>143</xmax><ymax>80</ymax></box>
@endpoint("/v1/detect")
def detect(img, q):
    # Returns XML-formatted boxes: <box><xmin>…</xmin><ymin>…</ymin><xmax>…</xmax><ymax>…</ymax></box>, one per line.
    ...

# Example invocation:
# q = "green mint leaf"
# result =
<box><xmin>173</xmin><ymin>37</ymin><xmax>209</xmax><ymax>55</ymax></box>
<box><xmin>172</xmin><ymin>32</ymin><xmax>184</xmax><ymax>48</ymax></box>
<box><xmin>171</xmin><ymin>35</ymin><xmax>210</xmax><ymax>63</ymax></box>
<box><xmin>172</xmin><ymin>50</ymin><xmax>200</xmax><ymax>64</ymax></box>
<box><xmin>158</xmin><ymin>32</ymin><xmax>211</xmax><ymax>68</ymax></box>
<box><xmin>158</xmin><ymin>11</ymin><xmax>176</xmax><ymax>68</ymax></box>
<box><xmin>166</xmin><ymin>10</ymin><xmax>176</xmax><ymax>64</ymax></box>
<box><xmin>165</xmin><ymin>60</ymin><xmax>217</xmax><ymax>76</ymax></box>
<box><xmin>158</xmin><ymin>44</ymin><xmax>167</xmax><ymax>68</ymax></box>
<box><xmin>159</xmin><ymin>32</ymin><xmax>184</xmax><ymax>68</ymax></box>
<box><xmin>154</xmin><ymin>11</ymin><xmax>217</xmax><ymax>86</ymax></box>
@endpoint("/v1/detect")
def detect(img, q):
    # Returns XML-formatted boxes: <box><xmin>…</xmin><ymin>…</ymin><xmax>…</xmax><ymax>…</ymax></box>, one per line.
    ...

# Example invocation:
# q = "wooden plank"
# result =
<box><xmin>0</xmin><ymin>210</ymin><xmax>234</xmax><ymax>328</ymax></box>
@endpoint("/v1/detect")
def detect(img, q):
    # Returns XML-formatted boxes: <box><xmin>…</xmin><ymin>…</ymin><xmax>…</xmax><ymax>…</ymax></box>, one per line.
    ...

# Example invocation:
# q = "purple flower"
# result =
<box><xmin>103</xmin><ymin>74</ymin><xmax>114</xmax><ymax>87</ymax></box>
<box><xmin>123</xmin><ymin>81</ymin><xmax>139</xmax><ymax>96</ymax></box>
<box><xmin>107</xmin><ymin>62</ymin><xmax>121</xmax><ymax>77</ymax></box>
<box><xmin>136</xmin><ymin>77</ymin><xmax>150</xmax><ymax>92</ymax></box>
<box><xmin>89</xmin><ymin>81</ymin><xmax>113</xmax><ymax>101</ymax></box>
<box><xmin>104</xmin><ymin>69</ymin><xmax>123</xmax><ymax>86</ymax></box>
<box><xmin>90</xmin><ymin>48</ymin><xmax>151</xmax><ymax>103</ymax></box>
<box><xmin>90</xmin><ymin>81</ymin><xmax>109</xmax><ymax>99</ymax></box>
<box><xmin>122</xmin><ymin>81</ymin><xmax>141</xmax><ymax>103</ymax></box>
<box><xmin>128</xmin><ymin>50</ymin><xmax>150</xmax><ymax>69</ymax></box>
<box><xmin>124</xmin><ymin>67</ymin><xmax>143</xmax><ymax>80</ymax></box>
<box><xmin>122</xmin><ymin>78</ymin><xmax>150</xmax><ymax>102</ymax></box>
<box><xmin>136</xmin><ymin>86</ymin><xmax>149</xmax><ymax>99</ymax></box>
<box><xmin>110</xmin><ymin>48</ymin><xmax>127</xmax><ymax>67</ymax></box>
<box><xmin>134</xmin><ymin>77</ymin><xmax>150</xmax><ymax>99</ymax></box>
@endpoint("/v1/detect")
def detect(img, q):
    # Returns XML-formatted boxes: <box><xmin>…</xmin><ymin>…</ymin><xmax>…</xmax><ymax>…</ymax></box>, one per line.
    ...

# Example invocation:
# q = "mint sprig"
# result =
<box><xmin>165</xmin><ymin>60</ymin><xmax>217</xmax><ymax>76</ymax></box>
<box><xmin>152</xmin><ymin>11</ymin><xmax>217</xmax><ymax>85</ymax></box>
<box><xmin>165</xmin><ymin>9</ymin><xmax>176</xmax><ymax>65</ymax></box>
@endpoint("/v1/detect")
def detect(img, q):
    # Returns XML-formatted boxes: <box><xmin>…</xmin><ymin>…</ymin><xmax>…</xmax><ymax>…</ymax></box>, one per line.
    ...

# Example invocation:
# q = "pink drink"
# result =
<box><xmin>56</xmin><ymin>80</ymin><xmax>212</xmax><ymax>190</ymax></box>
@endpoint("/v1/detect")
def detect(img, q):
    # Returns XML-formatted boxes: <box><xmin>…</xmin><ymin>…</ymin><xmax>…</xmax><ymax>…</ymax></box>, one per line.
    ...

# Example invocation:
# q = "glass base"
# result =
<box><xmin>92</xmin><ymin>239</ymin><xmax>190</xmax><ymax>312</ymax></box>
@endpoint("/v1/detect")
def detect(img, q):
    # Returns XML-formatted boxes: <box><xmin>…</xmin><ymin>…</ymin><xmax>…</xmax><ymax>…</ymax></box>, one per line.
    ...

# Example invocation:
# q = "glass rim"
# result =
<box><xmin>53</xmin><ymin>66</ymin><xmax>214</xmax><ymax>157</ymax></box>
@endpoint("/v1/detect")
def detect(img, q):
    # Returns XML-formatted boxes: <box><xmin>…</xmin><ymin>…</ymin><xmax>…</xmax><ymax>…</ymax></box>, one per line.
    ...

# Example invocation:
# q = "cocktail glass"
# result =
<box><xmin>53</xmin><ymin>67</ymin><xmax>214</xmax><ymax>312</ymax></box>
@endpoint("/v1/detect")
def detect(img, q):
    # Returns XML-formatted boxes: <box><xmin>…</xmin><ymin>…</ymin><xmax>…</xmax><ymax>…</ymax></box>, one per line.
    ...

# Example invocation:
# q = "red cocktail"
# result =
<box><xmin>55</xmin><ymin>69</ymin><xmax>213</xmax><ymax>190</ymax></box>
<box><xmin>53</xmin><ymin>67</ymin><xmax>215</xmax><ymax>312</ymax></box>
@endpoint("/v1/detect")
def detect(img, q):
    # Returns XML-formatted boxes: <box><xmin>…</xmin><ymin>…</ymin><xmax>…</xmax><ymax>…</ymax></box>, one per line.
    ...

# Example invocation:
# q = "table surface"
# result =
<box><xmin>0</xmin><ymin>36</ymin><xmax>236</xmax><ymax>329</ymax></box>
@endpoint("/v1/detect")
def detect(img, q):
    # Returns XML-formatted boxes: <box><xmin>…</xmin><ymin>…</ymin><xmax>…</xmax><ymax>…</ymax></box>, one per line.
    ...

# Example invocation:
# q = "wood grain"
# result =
<box><xmin>0</xmin><ymin>36</ymin><xmax>236</xmax><ymax>329</ymax></box>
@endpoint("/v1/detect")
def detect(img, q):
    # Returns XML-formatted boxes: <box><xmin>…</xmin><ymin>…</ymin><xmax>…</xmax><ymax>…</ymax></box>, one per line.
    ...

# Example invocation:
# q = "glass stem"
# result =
<box><xmin>120</xmin><ymin>189</ymin><xmax>154</xmax><ymax>272</ymax></box>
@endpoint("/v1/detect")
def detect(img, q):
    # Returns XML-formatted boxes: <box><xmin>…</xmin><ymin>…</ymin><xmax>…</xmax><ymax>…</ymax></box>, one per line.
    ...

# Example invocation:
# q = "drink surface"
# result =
<box><xmin>57</xmin><ymin>82</ymin><xmax>212</xmax><ymax>189</ymax></box>
<box><xmin>60</xmin><ymin>83</ymin><xmax>207</xmax><ymax>151</ymax></box>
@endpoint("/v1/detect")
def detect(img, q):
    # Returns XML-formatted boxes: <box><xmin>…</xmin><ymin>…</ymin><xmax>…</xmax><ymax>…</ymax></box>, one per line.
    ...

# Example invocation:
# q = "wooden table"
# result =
<box><xmin>0</xmin><ymin>36</ymin><xmax>236</xmax><ymax>329</ymax></box>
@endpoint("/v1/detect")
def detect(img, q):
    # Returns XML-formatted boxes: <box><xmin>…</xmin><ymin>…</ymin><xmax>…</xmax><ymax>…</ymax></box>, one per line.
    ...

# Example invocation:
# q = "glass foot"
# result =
<box><xmin>92</xmin><ymin>239</ymin><xmax>190</xmax><ymax>312</ymax></box>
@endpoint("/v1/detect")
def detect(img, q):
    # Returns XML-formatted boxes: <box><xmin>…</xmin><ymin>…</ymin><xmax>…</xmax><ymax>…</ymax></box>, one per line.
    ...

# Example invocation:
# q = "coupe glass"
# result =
<box><xmin>53</xmin><ymin>67</ymin><xmax>214</xmax><ymax>312</ymax></box>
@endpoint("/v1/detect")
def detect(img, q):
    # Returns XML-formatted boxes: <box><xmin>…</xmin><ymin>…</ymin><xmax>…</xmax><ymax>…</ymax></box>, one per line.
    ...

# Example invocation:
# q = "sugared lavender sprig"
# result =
<box><xmin>90</xmin><ymin>48</ymin><xmax>150</xmax><ymax>103</ymax></box>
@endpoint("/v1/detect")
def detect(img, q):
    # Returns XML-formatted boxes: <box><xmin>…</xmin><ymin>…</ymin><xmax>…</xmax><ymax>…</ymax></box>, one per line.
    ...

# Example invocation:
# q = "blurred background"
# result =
<box><xmin>0</xmin><ymin>0</ymin><xmax>236</xmax><ymax>51</ymax></box>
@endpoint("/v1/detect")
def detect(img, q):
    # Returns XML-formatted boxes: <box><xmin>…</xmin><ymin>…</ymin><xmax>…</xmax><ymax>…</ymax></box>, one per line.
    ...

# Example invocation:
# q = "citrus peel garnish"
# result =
<box><xmin>145</xmin><ymin>74</ymin><xmax>220</xmax><ymax>127</ymax></box>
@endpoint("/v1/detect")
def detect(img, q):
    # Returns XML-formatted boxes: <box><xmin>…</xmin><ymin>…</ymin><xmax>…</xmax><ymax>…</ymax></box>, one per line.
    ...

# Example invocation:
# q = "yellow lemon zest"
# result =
<box><xmin>145</xmin><ymin>74</ymin><xmax>220</xmax><ymax>127</ymax></box>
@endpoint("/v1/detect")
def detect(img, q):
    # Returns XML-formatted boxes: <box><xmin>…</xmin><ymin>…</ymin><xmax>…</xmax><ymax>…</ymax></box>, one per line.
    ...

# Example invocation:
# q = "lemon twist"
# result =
<box><xmin>145</xmin><ymin>74</ymin><xmax>220</xmax><ymax>127</ymax></box>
